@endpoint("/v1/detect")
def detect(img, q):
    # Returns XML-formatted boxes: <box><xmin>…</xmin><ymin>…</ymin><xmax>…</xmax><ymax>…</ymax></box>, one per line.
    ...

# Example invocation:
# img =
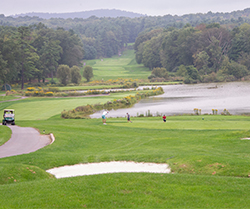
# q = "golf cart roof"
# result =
<box><xmin>4</xmin><ymin>109</ymin><xmax>15</xmax><ymax>112</ymax></box>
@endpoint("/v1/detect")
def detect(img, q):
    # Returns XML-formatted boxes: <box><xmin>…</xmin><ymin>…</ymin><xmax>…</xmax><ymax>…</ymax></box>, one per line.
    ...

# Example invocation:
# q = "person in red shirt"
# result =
<box><xmin>162</xmin><ymin>115</ymin><xmax>166</xmax><ymax>122</ymax></box>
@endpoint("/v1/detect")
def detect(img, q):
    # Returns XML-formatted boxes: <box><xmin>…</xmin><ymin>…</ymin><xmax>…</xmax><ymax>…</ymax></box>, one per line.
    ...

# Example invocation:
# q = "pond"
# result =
<box><xmin>90</xmin><ymin>82</ymin><xmax>250</xmax><ymax>118</ymax></box>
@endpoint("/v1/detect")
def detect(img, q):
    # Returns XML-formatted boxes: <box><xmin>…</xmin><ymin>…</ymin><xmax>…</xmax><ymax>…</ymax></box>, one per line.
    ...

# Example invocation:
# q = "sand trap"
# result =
<box><xmin>46</xmin><ymin>161</ymin><xmax>171</xmax><ymax>178</ymax></box>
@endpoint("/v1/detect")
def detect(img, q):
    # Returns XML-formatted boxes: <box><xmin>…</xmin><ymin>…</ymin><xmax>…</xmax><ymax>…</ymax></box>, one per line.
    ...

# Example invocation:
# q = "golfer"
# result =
<box><xmin>102</xmin><ymin>111</ymin><xmax>108</xmax><ymax>125</ymax></box>
<box><xmin>126</xmin><ymin>113</ymin><xmax>132</xmax><ymax>123</ymax></box>
<box><xmin>162</xmin><ymin>115</ymin><xmax>166</xmax><ymax>122</ymax></box>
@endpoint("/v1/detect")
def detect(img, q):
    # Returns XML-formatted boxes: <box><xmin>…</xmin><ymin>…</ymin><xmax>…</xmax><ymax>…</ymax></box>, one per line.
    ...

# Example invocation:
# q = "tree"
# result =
<box><xmin>142</xmin><ymin>35</ymin><xmax>163</xmax><ymax>70</ymax></box>
<box><xmin>15</xmin><ymin>26</ymin><xmax>39</xmax><ymax>89</ymax></box>
<box><xmin>57</xmin><ymin>65</ymin><xmax>71</xmax><ymax>85</ymax></box>
<box><xmin>0</xmin><ymin>51</ymin><xmax>8</xmax><ymax>85</ymax></box>
<box><xmin>71</xmin><ymin>65</ymin><xmax>82</xmax><ymax>84</ymax></box>
<box><xmin>40</xmin><ymin>39</ymin><xmax>62</xmax><ymax>82</ymax></box>
<box><xmin>193</xmin><ymin>51</ymin><xmax>210</xmax><ymax>74</ymax></box>
<box><xmin>176</xmin><ymin>65</ymin><xmax>188</xmax><ymax>77</ymax></box>
<box><xmin>83</xmin><ymin>65</ymin><xmax>93</xmax><ymax>82</ymax></box>
<box><xmin>151</xmin><ymin>67</ymin><xmax>168</xmax><ymax>79</ymax></box>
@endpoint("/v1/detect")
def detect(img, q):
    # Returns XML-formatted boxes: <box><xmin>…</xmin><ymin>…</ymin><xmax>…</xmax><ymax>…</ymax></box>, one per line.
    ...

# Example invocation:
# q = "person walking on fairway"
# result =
<box><xmin>102</xmin><ymin>111</ymin><xmax>108</xmax><ymax>125</ymax></box>
<box><xmin>162</xmin><ymin>115</ymin><xmax>166</xmax><ymax>122</ymax></box>
<box><xmin>126</xmin><ymin>113</ymin><xmax>132</xmax><ymax>123</ymax></box>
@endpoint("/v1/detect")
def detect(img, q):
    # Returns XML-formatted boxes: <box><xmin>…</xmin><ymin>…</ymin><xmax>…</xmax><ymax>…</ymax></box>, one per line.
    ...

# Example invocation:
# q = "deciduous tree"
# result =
<box><xmin>57</xmin><ymin>64</ymin><xmax>71</xmax><ymax>85</ymax></box>
<box><xmin>83</xmin><ymin>65</ymin><xmax>93</xmax><ymax>82</ymax></box>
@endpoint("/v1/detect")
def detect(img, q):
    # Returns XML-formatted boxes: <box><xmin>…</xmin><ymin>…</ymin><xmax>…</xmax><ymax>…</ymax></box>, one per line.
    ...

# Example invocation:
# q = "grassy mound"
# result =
<box><xmin>0</xmin><ymin>163</ymin><xmax>54</xmax><ymax>185</ymax></box>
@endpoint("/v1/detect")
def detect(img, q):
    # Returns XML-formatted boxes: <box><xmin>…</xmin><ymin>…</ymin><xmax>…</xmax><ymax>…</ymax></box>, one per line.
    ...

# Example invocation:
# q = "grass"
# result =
<box><xmin>0</xmin><ymin>95</ymin><xmax>19</xmax><ymax>102</ymax></box>
<box><xmin>1</xmin><ymin>115</ymin><xmax>250</xmax><ymax>207</ymax></box>
<box><xmin>83</xmin><ymin>49</ymin><xmax>151</xmax><ymax>81</ymax></box>
<box><xmin>1</xmin><ymin>173</ymin><xmax>250</xmax><ymax>208</ymax></box>
<box><xmin>0</xmin><ymin>91</ymin><xmax>138</xmax><ymax>120</ymax></box>
<box><xmin>0</xmin><ymin>125</ymin><xmax>11</xmax><ymax>146</ymax></box>
<box><xmin>57</xmin><ymin>84</ymin><xmax>124</xmax><ymax>91</ymax></box>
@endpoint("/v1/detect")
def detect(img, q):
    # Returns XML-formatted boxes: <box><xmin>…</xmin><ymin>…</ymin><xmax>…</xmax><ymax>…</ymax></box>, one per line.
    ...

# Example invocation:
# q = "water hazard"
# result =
<box><xmin>91</xmin><ymin>82</ymin><xmax>250</xmax><ymax>118</ymax></box>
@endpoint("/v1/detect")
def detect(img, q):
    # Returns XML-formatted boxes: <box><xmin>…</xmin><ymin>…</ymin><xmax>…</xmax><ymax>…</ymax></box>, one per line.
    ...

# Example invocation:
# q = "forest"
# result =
<box><xmin>0</xmin><ymin>24</ymin><xmax>83</xmax><ymax>88</ymax></box>
<box><xmin>135</xmin><ymin>23</ymin><xmax>250</xmax><ymax>83</ymax></box>
<box><xmin>1</xmin><ymin>8</ymin><xmax>250</xmax><ymax>86</ymax></box>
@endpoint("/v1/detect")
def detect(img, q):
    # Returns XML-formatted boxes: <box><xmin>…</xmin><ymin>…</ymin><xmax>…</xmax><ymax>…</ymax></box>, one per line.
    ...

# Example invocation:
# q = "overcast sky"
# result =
<box><xmin>1</xmin><ymin>0</ymin><xmax>249</xmax><ymax>16</ymax></box>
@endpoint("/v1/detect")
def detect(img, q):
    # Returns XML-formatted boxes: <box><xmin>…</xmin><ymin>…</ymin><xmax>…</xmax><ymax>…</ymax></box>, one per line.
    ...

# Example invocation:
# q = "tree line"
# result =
<box><xmin>0</xmin><ymin>23</ymin><xmax>83</xmax><ymax>88</ymax></box>
<box><xmin>1</xmin><ymin>8</ymin><xmax>250</xmax><ymax>61</ymax></box>
<box><xmin>135</xmin><ymin>23</ymin><xmax>250</xmax><ymax>83</ymax></box>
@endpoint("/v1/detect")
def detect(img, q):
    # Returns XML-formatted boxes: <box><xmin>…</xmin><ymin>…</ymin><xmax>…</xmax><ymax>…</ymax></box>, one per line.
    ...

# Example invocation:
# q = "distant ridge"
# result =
<box><xmin>12</xmin><ymin>9</ymin><xmax>147</xmax><ymax>19</ymax></box>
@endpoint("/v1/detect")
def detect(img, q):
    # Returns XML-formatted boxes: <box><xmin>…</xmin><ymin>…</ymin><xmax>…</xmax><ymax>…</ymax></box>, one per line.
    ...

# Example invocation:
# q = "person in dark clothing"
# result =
<box><xmin>126</xmin><ymin>113</ymin><xmax>132</xmax><ymax>123</ymax></box>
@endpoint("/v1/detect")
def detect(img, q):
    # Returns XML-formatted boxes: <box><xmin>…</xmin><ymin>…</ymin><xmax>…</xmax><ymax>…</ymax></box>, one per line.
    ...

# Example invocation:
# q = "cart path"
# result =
<box><xmin>0</xmin><ymin>96</ymin><xmax>28</xmax><ymax>103</ymax></box>
<box><xmin>0</xmin><ymin>125</ymin><xmax>52</xmax><ymax>158</ymax></box>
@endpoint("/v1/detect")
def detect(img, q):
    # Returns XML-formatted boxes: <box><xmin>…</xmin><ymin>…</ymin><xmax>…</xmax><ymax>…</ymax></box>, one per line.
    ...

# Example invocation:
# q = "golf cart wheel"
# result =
<box><xmin>12</xmin><ymin>122</ymin><xmax>15</xmax><ymax>125</ymax></box>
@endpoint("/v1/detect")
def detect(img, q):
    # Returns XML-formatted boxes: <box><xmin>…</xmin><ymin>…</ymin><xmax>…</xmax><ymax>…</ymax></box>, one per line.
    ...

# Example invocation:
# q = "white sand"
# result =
<box><xmin>46</xmin><ymin>161</ymin><xmax>171</xmax><ymax>178</ymax></box>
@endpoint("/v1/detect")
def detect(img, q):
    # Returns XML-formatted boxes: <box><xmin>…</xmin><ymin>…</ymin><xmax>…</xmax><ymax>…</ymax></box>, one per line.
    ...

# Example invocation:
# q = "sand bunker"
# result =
<box><xmin>46</xmin><ymin>161</ymin><xmax>171</xmax><ymax>178</ymax></box>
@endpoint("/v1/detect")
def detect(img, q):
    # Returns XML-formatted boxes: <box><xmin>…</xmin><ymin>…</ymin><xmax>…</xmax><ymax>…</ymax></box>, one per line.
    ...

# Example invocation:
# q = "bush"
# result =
<box><xmin>57</xmin><ymin>65</ymin><xmax>71</xmax><ymax>86</ymax></box>
<box><xmin>27</xmin><ymin>87</ymin><xmax>36</xmax><ymax>91</ymax></box>
<box><xmin>45</xmin><ymin>92</ymin><xmax>54</xmax><ymax>96</ymax></box>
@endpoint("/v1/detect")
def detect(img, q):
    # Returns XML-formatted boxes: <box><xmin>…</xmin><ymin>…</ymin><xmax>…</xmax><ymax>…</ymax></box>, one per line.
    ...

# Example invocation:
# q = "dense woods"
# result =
<box><xmin>135</xmin><ymin>23</ymin><xmax>250</xmax><ymax>83</ymax></box>
<box><xmin>0</xmin><ymin>24</ymin><xmax>83</xmax><ymax>88</ymax></box>
<box><xmin>1</xmin><ymin>8</ymin><xmax>250</xmax><ymax>86</ymax></box>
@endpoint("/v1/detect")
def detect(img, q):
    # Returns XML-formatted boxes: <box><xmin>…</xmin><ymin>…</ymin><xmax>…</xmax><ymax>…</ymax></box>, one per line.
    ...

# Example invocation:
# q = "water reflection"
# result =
<box><xmin>90</xmin><ymin>82</ymin><xmax>250</xmax><ymax>118</ymax></box>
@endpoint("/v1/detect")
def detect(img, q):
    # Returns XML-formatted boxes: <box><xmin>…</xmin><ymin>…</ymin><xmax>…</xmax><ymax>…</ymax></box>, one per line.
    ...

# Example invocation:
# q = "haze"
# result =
<box><xmin>0</xmin><ymin>0</ymin><xmax>249</xmax><ymax>17</ymax></box>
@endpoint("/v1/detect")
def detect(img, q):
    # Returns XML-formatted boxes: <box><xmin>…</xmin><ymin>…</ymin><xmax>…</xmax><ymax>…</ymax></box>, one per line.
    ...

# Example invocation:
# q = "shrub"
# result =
<box><xmin>27</xmin><ymin>87</ymin><xmax>36</xmax><ymax>91</ymax></box>
<box><xmin>57</xmin><ymin>64</ymin><xmax>71</xmax><ymax>86</ymax></box>
<box><xmin>25</xmin><ymin>91</ymin><xmax>33</xmax><ymax>96</ymax></box>
<box><xmin>45</xmin><ymin>92</ymin><xmax>54</xmax><ymax>96</ymax></box>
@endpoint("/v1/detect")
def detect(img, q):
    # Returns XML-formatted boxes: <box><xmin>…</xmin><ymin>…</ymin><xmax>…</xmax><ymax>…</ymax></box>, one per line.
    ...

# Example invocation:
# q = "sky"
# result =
<box><xmin>0</xmin><ymin>0</ymin><xmax>249</xmax><ymax>17</ymax></box>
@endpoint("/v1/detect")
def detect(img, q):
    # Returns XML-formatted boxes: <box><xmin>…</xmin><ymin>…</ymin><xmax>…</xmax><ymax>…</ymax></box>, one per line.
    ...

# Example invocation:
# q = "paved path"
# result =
<box><xmin>0</xmin><ymin>125</ymin><xmax>51</xmax><ymax>158</ymax></box>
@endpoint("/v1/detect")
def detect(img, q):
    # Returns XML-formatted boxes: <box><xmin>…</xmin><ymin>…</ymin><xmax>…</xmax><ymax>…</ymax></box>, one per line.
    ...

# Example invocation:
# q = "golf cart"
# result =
<box><xmin>2</xmin><ymin>109</ymin><xmax>15</xmax><ymax>125</ymax></box>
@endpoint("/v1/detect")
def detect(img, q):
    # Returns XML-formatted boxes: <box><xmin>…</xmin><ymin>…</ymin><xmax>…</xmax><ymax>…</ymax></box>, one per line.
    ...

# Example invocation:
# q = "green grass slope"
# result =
<box><xmin>84</xmin><ymin>49</ymin><xmax>151</xmax><ymax>81</ymax></box>
<box><xmin>1</xmin><ymin>115</ymin><xmax>250</xmax><ymax>207</ymax></box>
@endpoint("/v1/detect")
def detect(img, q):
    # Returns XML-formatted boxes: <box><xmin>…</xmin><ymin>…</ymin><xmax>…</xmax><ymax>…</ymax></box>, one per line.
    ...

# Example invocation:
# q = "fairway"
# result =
<box><xmin>0</xmin><ymin>92</ymin><xmax>138</xmax><ymax>120</ymax></box>
<box><xmin>1</xmin><ymin>115</ymin><xmax>250</xmax><ymax>207</ymax></box>
<box><xmin>84</xmin><ymin>49</ymin><xmax>151</xmax><ymax>80</ymax></box>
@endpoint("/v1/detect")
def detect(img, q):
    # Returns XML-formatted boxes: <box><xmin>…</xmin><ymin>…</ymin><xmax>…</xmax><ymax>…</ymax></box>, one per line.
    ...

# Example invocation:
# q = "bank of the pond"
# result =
<box><xmin>61</xmin><ymin>87</ymin><xmax>164</xmax><ymax>119</ymax></box>
<box><xmin>91</xmin><ymin>81</ymin><xmax>250</xmax><ymax>118</ymax></box>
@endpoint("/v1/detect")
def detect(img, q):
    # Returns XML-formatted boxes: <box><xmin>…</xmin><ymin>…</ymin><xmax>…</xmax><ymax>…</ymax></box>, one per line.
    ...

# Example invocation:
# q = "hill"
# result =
<box><xmin>11</xmin><ymin>9</ymin><xmax>146</xmax><ymax>19</ymax></box>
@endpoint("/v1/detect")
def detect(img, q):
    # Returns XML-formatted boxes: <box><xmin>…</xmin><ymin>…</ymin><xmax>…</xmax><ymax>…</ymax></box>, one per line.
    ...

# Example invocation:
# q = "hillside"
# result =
<box><xmin>11</xmin><ymin>9</ymin><xmax>146</xmax><ymax>19</ymax></box>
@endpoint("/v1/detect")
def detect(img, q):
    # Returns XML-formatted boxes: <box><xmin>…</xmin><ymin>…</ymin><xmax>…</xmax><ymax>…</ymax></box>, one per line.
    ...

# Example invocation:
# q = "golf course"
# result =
<box><xmin>1</xmin><ymin>49</ymin><xmax>250</xmax><ymax>208</ymax></box>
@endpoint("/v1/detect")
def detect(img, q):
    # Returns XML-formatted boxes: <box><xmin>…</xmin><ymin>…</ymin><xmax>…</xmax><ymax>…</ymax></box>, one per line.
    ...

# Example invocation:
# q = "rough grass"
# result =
<box><xmin>83</xmin><ymin>49</ymin><xmax>151</xmax><ymax>81</ymax></box>
<box><xmin>0</xmin><ymin>163</ymin><xmax>54</xmax><ymax>185</ymax></box>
